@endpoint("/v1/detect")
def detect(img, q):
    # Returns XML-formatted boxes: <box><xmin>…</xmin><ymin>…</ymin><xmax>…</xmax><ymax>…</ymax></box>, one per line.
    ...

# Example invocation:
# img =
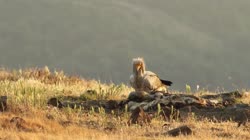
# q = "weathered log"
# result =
<box><xmin>163</xmin><ymin>125</ymin><xmax>192</xmax><ymax>136</ymax></box>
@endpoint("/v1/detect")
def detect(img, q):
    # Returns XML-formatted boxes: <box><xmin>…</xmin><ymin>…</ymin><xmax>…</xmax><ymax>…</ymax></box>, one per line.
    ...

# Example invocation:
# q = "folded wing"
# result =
<box><xmin>142</xmin><ymin>71</ymin><xmax>171</xmax><ymax>93</ymax></box>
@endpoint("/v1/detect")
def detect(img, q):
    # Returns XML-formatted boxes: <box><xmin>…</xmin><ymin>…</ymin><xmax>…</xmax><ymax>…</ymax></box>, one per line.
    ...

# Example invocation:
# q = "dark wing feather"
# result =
<box><xmin>160</xmin><ymin>79</ymin><xmax>173</xmax><ymax>86</ymax></box>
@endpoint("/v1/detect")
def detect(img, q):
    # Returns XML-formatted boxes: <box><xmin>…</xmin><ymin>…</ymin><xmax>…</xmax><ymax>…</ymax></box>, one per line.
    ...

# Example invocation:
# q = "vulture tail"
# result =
<box><xmin>160</xmin><ymin>79</ymin><xmax>173</xmax><ymax>86</ymax></box>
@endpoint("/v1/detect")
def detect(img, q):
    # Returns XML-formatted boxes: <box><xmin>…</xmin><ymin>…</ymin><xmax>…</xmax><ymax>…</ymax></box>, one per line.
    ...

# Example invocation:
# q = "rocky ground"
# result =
<box><xmin>0</xmin><ymin>68</ymin><xmax>249</xmax><ymax>140</ymax></box>
<box><xmin>47</xmin><ymin>90</ymin><xmax>250</xmax><ymax>129</ymax></box>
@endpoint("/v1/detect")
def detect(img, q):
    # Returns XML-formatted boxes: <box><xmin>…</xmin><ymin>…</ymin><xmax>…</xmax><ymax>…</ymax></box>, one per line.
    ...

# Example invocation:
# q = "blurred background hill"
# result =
<box><xmin>0</xmin><ymin>0</ymin><xmax>250</xmax><ymax>90</ymax></box>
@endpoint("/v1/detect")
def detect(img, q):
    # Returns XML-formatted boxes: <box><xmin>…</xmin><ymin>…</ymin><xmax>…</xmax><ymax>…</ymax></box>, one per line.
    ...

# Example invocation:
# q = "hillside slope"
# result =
<box><xmin>0</xmin><ymin>0</ymin><xmax>250</xmax><ymax>90</ymax></box>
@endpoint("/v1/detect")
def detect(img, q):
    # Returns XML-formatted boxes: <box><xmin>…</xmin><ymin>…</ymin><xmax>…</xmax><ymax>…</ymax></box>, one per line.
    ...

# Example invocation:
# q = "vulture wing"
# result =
<box><xmin>142</xmin><ymin>71</ymin><xmax>166</xmax><ymax>93</ymax></box>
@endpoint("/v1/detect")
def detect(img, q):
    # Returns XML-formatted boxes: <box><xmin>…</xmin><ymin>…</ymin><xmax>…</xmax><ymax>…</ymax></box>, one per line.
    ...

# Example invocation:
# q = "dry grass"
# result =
<box><xmin>0</xmin><ymin>110</ymin><xmax>249</xmax><ymax>140</ymax></box>
<box><xmin>0</xmin><ymin>67</ymin><xmax>249</xmax><ymax>140</ymax></box>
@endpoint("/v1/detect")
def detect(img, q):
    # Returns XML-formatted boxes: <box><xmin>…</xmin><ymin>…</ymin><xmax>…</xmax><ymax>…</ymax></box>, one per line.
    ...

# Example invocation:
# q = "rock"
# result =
<box><xmin>47</xmin><ymin>98</ymin><xmax>63</xmax><ymax>108</ymax></box>
<box><xmin>128</xmin><ymin>91</ymin><xmax>154</xmax><ymax>102</ymax></box>
<box><xmin>168</xmin><ymin>94</ymin><xmax>206</xmax><ymax>109</ymax></box>
<box><xmin>127</xmin><ymin>91</ymin><xmax>143</xmax><ymax>102</ymax></box>
<box><xmin>105</xmin><ymin>100</ymin><xmax>119</xmax><ymax>110</ymax></box>
<box><xmin>201</xmin><ymin>91</ymin><xmax>242</xmax><ymax>100</ymax></box>
<box><xmin>235</xmin><ymin>109</ymin><xmax>250</xmax><ymax>127</ymax></box>
<box><xmin>128</xmin><ymin>107</ymin><xmax>152</xmax><ymax>126</ymax></box>
<box><xmin>164</xmin><ymin>125</ymin><xmax>192</xmax><ymax>136</ymax></box>
<box><xmin>0</xmin><ymin>96</ymin><xmax>7</xmax><ymax>112</ymax></box>
<box><xmin>127</xmin><ymin>101</ymin><xmax>148</xmax><ymax>111</ymax></box>
<box><xmin>150</xmin><ymin>92</ymin><xmax>164</xmax><ymax>99</ymax></box>
<box><xmin>142</xmin><ymin>100</ymin><xmax>162</xmax><ymax>111</ymax></box>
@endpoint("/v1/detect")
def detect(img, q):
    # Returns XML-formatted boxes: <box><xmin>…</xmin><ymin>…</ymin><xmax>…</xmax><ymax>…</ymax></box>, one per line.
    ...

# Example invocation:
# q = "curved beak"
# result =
<box><xmin>136</xmin><ymin>63</ymin><xmax>142</xmax><ymax>71</ymax></box>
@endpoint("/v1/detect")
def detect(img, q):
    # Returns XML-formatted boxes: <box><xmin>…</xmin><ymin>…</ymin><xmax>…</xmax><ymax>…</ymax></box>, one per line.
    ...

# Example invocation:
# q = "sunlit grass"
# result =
<box><xmin>0</xmin><ymin>67</ymin><xmax>249</xmax><ymax>140</ymax></box>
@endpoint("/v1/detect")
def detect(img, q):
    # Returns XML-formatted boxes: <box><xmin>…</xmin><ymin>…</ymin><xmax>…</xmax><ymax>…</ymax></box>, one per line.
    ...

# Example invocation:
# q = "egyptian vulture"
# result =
<box><xmin>130</xmin><ymin>57</ymin><xmax>172</xmax><ymax>93</ymax></box>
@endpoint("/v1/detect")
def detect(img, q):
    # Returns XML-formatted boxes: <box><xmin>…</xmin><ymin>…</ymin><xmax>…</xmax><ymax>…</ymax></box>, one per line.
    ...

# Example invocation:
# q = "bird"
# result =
<box><xmin>130</xmin><ymin>57</ymin><xmax>172</xmax><ymax>94</ymax></box>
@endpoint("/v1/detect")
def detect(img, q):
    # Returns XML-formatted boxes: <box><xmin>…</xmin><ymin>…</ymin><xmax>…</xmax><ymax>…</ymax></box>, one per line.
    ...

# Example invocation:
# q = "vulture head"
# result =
<box><xmin>132</xmin><ymin>57</ymin><xmax>145</xmax><ymax>77</ymax></box>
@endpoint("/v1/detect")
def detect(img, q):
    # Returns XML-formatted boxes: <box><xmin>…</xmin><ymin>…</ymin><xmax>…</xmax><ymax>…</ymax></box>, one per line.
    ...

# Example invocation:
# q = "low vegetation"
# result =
<box><xmin>0</xmin><ymin>67</ymin><xmax>249</xmax><ymax>140</ymax></box>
